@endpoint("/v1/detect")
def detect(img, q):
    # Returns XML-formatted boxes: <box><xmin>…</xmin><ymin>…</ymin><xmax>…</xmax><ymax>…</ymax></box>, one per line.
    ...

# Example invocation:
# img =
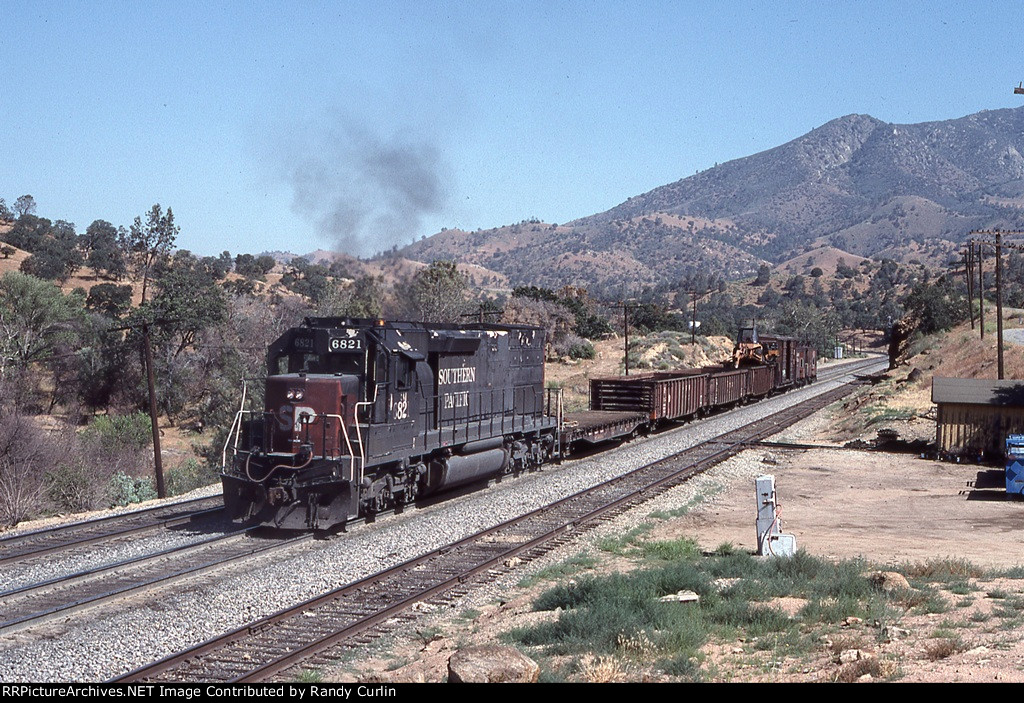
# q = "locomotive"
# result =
<box><xmin>221</xmin><ymin>317</ymin><xmax>817</xmax><ymax>531</ymax></box>
<box><xmin>221</xmin><ymin>318</ymin><xmax>558</xmax><ymax>530</ymax></box>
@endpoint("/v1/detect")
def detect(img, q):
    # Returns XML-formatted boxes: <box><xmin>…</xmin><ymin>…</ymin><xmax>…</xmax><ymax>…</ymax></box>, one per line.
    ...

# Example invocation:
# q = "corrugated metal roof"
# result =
<box><xmin>932</xmin><ymin>376</ymin><xmax>1024</xmax><ymax>406</ymax></box>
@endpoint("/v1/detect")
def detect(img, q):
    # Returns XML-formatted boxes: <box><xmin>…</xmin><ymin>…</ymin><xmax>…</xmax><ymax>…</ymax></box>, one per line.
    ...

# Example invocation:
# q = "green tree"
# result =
<box><xmin>400</xmin><ymin>260</ymin><xmax>469</xmax><ymax>323</ymax></box>
<box><xmin>317</xmin><ymin>275</ymin><xmax>384</xmax><ymax>318</ymax></box>
<box><xmin>280</xmin><ymin>259</ymin><xmax>332</xmax><ymax>303</ymax></box>
<box><xmin>903</xmin><ymin>278</ymin><xmax>965</xmax><ymax>335</ymax></box>
<box><xmin>13</xmin><ymin>195</ymin><xmax>36</xmax><ymax>218</ymax></box>
<box><xmin>86</xmin><ymin>283</ymin><xmax>133</xmax><ymax>318</ymax></box>
<box><xmin>82</xmin><ymin>220</ymin><xmax>127</xmax><ymax>279</ymax></box>
<box><xmin>0</xmin><ymin>272</ymin><xmax>85</xmax><ymax>393</ymax></box>
<box><xmin>122</xmin><ymin>204</ymin><xmax>178</xmax><ymax>303</ymax></box>
<box><xmin>753</xmin><ymin>263</ymin><xmax>772</xmax><ymax>286</ymax></box>
<box><xmin>2</xmin><ymin>214</ymin><xmax>51</xmax><ymax>252</ymax></box>
<box><xmin>143</xmin><ymin>257</ymin><xmax>228</xmax><ymax>357</ymax></box>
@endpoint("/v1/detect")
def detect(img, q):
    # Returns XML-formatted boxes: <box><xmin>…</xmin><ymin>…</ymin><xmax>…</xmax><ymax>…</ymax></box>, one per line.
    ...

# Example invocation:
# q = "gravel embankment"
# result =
<box><xmin>0</xmin><ymin>360</ymin><xmax>883</xmax><ymax>681</ymax></box>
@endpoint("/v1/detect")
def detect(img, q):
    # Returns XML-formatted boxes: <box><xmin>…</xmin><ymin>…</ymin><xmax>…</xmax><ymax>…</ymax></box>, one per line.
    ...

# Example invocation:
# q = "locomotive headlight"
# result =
<box><xmin>294</xmin><ymin>390</ymin><xmax>304</xmax><ymax>400</ymax></box>
<box><xmin>286</xmin><ymin>390</ymin><xmax>295</xmax><ymax>400</ymax></box>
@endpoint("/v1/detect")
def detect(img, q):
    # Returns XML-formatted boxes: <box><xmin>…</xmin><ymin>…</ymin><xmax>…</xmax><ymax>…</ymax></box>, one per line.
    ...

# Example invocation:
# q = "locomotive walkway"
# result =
<box><xmin>116</xmin><ymin>356</ymin><xmax>883</xmax><ymax>683</ymax></box>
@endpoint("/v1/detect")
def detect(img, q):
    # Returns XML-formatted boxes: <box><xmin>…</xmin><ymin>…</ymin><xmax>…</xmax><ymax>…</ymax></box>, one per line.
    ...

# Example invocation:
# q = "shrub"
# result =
<box><xmin>0</xmin><ymin>412</ymin><xmax>52</xmax><ymax>526</ymax></box>
<box><xmin>47</xmin><ymin>458</ymin><xmax>109</xmax><ymax>513</ymax></box>
<box><xmin>83</xmin><ymin>413</ymin><xmax>152</xmax><ymax>452</ymax></box>
<box><xmin>165</xmin><ymin>459</ymin><xmax>220</xmax><ymax>496</ymax></box>
<box><xmin>108</xmin><ymin>471</ymin><xmax>157</xmax><ymax>506</ymax></box>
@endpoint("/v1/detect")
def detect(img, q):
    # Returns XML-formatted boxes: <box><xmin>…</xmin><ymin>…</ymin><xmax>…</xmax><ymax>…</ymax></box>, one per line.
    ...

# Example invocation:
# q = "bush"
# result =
<box><xmin>553</xmin><ymin>333</ymin><xmax>595</xmax><ymax>360</ymax></box>
<box><xmin>568</xmin><ymin>340</ymin><xmax>596</xmax><ymax>360</ymax></box>
<box><xmin>108</xmin><ymin>471</ymin><xmax>157</xmax><ymax>506</ymax></box>
<box><xmin>165</xmin><ymin>459</ymin><xmax>220</xmax><ymax>496</ymax></box>
<box><xmin>46</xmin><ymin>459</ymin><xmax>109</xmax><ymax>513</ymax></box>
<box><xmin>0</xmin><ymin>412</ymin><xmax>52</xmax><ymax>526</ymax></box>
<box><xmin>83</xmin><ymin>413</ymin><xmax>152</xmax><ymax>452</ymax></box>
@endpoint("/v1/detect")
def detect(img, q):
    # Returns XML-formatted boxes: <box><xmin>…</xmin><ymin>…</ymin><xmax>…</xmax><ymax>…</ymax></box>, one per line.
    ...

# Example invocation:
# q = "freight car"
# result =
<box><xmin>221</xmin><ymin>318</ymin><xmax>817</xmax><ymax>530</ymax></box>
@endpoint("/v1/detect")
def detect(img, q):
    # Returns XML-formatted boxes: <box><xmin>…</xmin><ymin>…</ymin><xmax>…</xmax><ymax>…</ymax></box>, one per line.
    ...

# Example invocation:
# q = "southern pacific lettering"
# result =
<box><xmin>438</xmin><ymin>367</ymin><xmax>476</xmax><ymax>385</ymax></box>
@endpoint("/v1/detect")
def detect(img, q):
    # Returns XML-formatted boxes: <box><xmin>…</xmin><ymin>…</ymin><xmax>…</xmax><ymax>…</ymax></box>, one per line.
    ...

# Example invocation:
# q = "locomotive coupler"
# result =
<box><xmin>268</xmin><ymin>486</ymin><xmax>291</xmax><ymax>506</ymax></box>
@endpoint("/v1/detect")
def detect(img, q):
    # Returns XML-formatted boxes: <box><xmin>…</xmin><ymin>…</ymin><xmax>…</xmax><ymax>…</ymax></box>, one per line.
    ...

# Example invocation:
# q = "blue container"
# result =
<box><xmin>1005</xmin><ymin>435</ymin><xmax>1024</xmax><ymax>496</ymax></box>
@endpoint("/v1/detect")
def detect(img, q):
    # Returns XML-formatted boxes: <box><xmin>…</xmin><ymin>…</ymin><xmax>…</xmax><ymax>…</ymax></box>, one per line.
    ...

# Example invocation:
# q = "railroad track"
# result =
<box><xmin>0</xmin><ymin>495</ymin><xmax>224</xmax><ymax>568</ymax></box>
<box><xmin>118</xmin><ymin>359</ymin><xmax>881</xmax><ymax>683</ymax></box>
<box><xmin>0</xmin><ymin>527</ymin><xmax>315</xmax><ymax>635</ymax></box>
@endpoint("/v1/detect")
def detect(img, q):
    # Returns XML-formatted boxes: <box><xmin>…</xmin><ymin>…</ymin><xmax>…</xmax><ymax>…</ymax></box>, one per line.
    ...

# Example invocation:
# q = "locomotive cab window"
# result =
<box><xmin>282</xmin><ymin>353</ymin><xmax>363</xmax><ymax>375</ymax></box>
<box><xmin>395</xmin><ymin>357</ymin><xmax>414</xmax><ymax>390</ymax></box>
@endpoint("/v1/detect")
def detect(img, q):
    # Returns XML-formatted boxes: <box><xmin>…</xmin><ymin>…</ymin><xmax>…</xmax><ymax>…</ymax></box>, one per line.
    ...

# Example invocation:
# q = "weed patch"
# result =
<box><xmin>518</xmin><ymin>552</ymin><xmax>598</xmax><ymax>588</ymax></box>
<box><xmin>510</xmin><ymin>549</ymin><xmax>885</xmax><ymax>679</ymax></box>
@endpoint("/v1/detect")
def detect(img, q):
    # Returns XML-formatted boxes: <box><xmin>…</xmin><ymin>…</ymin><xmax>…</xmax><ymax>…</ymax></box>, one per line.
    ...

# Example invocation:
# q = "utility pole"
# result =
<box><xmin>969</xmin><ymin>230</ymin><xmax>1024</xmax><ymax>380</ymax></box>
<box><xmin>142</xmin><ymin>323</ymin><xmax>166</xmax><ymax>498</ymax></box>
<box><xmin>978</xmin><ymin>241</ymin><xmax>985</xmax><ymax>340</ymax></box>
<box><xmin>964</xmin><ymin>246</ymin><xmax>975</xmax><ymax>330</ymax></box>
<box><xmin>608</xmin><ymin>301</ymin><xmax>638</xmax><ymax>375</ymax></box>
<box><xmin>997</xmin><ymin>230</ymin><xmax>1005</xmax><ymax>380</ymax></box>
<box><xmin>687</xmin><ymin>289</ymin><xmax>706</xmax><ymax>345</ymax></box>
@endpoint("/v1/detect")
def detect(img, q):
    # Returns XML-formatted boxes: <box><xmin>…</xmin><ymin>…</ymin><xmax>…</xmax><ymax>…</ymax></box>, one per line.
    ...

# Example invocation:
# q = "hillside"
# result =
<box><xmin>397</xmin><ymin>106</ymin><xmax>1024</xmax><ymax>291</ymax></box>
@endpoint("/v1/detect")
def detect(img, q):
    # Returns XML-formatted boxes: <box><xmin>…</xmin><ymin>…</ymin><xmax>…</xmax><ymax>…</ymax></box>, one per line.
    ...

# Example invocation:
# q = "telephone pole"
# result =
<box><xmin>969</xmin><ymin>230</ymin><xmax>1024</xmax><ymax>380</ymax></box>
<box><xmin>686</xmin><ymin>289</ymin><xmax>707</xmax><ymax>345</ymax></box>
<box><xmin>609</xmin><ymin>301</ymin><xmax>639</xmax><ymax>375</ymax></box>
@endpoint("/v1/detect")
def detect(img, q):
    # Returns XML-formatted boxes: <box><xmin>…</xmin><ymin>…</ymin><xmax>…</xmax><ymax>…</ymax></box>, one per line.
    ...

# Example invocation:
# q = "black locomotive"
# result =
<box><xmin>221</xmin><ymin>317</ymin><xmax>817</xmax><ymax>531</ymax></box>
<box><xmin>221</xmin><ymin>318</ymin><xmax>558</xmax><ymax>530</ymax></box>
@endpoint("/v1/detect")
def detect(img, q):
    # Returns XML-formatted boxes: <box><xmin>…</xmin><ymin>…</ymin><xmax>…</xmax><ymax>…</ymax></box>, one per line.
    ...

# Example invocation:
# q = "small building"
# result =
<box><xmin>932</xmin><ymin>377</ymin><xmax>1024</xmax><ymax>460</ymax></box>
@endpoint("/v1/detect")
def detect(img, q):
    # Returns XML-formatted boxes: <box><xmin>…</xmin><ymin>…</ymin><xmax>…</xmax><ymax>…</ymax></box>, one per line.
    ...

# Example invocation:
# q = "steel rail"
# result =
<box><xmin>0</xmin><ymin>496</ymin><xmax>224</xmax><ymax>566</ymax></box>
<box><xmin>115</xmin><ymin>360</ymin><xmax>880</xmax><ymax>683</ymax></box>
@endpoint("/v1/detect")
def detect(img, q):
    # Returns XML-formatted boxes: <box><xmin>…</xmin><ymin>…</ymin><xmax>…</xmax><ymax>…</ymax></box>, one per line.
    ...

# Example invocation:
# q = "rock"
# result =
<box><xmin>712</xmin><ymin>578</ymin><xmax>740</xmax><ymax>593</ymax></box>
<box><xmin>448</xmin><ymin>645</ymin><xmax>540</xmax><ymax>683</ymax></box>
<box><xmin>882</xmin><ymin>626</ymin><xmax>911</xmax><ymax>640</ymax></box>
<box><xmin>362</xmin><ymin>669</ymin><xmax>427</xmax><ymax>684</ymax></box>
<box><xmin>838</xmin><ymin>649</ymin><xmax>873</xmax><ymax>664</ymax></box>
<box><xmin>658</xmin><ymin>590</ymin><xmax>700</xmax><ymax>603</ymax></box>
<box><xmin>504</xmin><ymin>557</ymin><xmax>523</xmax><ymax>568</ymax></box>
<box><xmin>869</xmin><ymin>571</ymin><xmax>911</xmax><ymax>593</ymax></box>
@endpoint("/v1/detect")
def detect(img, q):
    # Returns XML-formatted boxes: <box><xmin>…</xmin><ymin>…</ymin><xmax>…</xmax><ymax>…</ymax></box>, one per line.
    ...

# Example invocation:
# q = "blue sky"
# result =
<box><xmin>3</xmin><ymin>1</ymin><xmax>1024</xmax><ymax>258</ymax></box>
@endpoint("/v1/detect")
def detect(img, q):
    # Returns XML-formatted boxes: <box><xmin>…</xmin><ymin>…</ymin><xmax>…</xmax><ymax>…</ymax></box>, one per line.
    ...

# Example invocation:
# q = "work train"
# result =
<box><xmin>220</xmin><ymin>318</ymin><xmax>816</xmax><ymax>530</ymax></box>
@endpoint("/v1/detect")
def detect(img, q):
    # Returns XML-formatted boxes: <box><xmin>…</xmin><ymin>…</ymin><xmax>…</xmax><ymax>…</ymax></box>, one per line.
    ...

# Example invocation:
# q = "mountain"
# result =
<box><xmin>397</xmin><ymin>106</ymin><xmax>1024</xmax><ymax>292</ymax></box>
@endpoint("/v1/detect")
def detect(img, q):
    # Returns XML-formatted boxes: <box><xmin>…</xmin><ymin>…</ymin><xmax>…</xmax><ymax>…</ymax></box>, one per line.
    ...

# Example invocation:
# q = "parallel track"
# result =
<box><xmin>0</xmin><ymin>527</ymin><xmax>315</xmax><ymax>634</ymax></box>
<box><xmin>118</xmin><ymin>358</ymin><xmax>881</xmax><ymax>683</ymax></box>
<box><xmin>0</xmin><ymin>496</ymin><xmax>223</xmax><ymax>567</ymax></box>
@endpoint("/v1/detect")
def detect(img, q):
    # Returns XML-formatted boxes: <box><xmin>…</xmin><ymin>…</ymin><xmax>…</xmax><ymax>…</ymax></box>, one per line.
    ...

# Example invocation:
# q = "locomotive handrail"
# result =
<box><xmin>353</xmin><ymin>382</ymin><xmax>385</xmax><ymax>486</ymax></box>
<box><xmin>221</xmin><ymin>379</ymin><xmax>249</xmax><ymax>469</ymax></box>
<box><xmin>322</xmin><ymin>414</ymin><xmax>357</xmax><ymax>477</ymax></box>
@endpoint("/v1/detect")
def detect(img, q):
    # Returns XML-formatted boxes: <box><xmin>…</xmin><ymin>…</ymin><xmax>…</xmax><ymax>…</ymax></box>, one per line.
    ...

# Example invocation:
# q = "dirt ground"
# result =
<box><xmin>334</xmin><ymin>351</ymin><xmax>1024</xmax><ymax>684</ymax></box>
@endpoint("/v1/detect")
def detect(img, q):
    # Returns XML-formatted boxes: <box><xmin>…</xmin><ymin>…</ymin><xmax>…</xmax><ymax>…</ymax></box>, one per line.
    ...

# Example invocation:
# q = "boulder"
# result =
<box><xmin>869</xmin><ymin>571</ymin><xmax>911</xmax><ymax>593</ymax></box>
<box><xmin>448</xmin><ymin>645</ymin><xmax>540</xmax><ymax>683</ymax></box>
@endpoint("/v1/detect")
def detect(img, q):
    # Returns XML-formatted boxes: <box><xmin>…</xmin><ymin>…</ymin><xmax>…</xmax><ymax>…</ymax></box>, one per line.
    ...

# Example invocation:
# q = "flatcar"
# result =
<box><xmin>221</xmin><ymin>318</ymin><xmax>817</xmax><ymax>530</ymax></box>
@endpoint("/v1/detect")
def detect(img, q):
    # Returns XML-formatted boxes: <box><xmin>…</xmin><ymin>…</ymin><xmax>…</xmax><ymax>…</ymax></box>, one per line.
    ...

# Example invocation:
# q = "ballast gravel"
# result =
<box><xmin>0</xmin><ymin>360</ymin><xmax>884</xmax><ymax>681</ymax></box>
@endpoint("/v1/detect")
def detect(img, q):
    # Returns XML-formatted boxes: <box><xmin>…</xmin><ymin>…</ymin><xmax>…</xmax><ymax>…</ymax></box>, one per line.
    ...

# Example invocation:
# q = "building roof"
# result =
<box><xmin>932</xmin><ymin>376</ymin><xmax>1024</xmax><ymax>406</ymax></box>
